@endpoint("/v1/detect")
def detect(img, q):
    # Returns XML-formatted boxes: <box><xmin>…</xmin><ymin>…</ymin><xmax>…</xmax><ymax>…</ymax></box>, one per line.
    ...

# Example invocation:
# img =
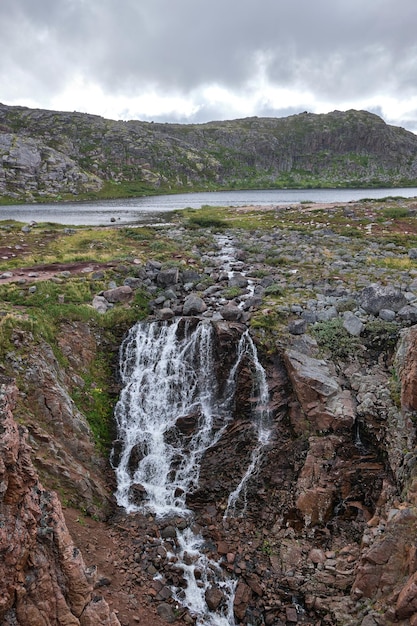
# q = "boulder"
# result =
<box><xmin>359</xmin><ymin>283</ymin><xmax>407</xmax><ymax>315</ymax></box>
<box><xmin>101</xmin><ymin>285</ymin><xmax>133</xmax><ymax>303</ymax></box>
<box><xmin>157</xmin><ymin>268</ymin><xmax>179</xmax><ymax>287</ymax></box>
<box><xmin>219</xmin><ymin>303</ymin><xmax>242</xmax><ymax>322</ymax></box>
<box><xmin>343</xmin><ymin>311</ymin><xmax>364</xmax><ymax>336</ymax></box>
<box><xmin>182</xmin><ymin>295</ymin><xmax>207</xmax><ymax>316</ymax></box>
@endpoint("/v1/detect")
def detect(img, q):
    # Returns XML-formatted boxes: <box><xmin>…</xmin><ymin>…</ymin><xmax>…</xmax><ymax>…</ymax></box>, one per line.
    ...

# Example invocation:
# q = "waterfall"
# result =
<box><xmin>223</xmin><ymin>331</ymin><xmax>272</xmax><ymax>518</ymax></box>
<box><xmin>112</xmin><ymin>318</ymin><xmax>271</xmax><ymax>625</ymax></box>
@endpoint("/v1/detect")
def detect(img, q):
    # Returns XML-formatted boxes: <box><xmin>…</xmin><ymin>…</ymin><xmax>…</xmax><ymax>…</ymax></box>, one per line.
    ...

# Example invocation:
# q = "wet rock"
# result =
<box><xmin>233</xmin><ymin>581</ymin><xmax>252</xmax><ymax>621</ymax></box>
<box><xmin>205</xmin><ymin>585</ymin><xmax>225</xmax><ymax>610</ymax></box>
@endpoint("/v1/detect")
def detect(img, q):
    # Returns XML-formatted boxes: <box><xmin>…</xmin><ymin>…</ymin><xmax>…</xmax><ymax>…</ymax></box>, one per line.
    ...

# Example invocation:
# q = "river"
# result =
<box><xmin>1</xmin><ymin>187</ymin><xmax>417</xmax><ymax>226</ymax></box>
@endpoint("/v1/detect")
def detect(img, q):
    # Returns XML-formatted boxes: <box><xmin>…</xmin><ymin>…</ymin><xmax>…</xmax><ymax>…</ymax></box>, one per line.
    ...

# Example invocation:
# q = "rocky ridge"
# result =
<box><xmin>1</xmin><ymin>104</ymin><xmax>417</xmax><ymax>201</ymax></box>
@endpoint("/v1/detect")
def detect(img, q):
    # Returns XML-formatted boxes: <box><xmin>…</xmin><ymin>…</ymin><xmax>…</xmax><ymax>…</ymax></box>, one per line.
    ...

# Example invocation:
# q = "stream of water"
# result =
<box><xmin>113</xmin><ymin>318</ymin><xmax>272</xmax><ymax>624</ymax></box>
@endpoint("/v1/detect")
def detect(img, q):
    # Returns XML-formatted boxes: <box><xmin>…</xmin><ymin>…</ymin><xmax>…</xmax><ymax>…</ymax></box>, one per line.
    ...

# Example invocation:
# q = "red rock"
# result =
<box><xmin>0</xmin><ymin>379</ymin><xmax>120</xmax><ymax>626</ymax></box>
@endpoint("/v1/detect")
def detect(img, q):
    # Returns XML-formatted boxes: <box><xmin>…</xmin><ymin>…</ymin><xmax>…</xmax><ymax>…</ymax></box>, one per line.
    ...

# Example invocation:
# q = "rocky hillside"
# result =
<box><xmin>3</xmin><ymin>197</ymin><xmax>417</xmax><ymax>624</ymax></box>
<box><xmin>1</xmin><ymin>104</ymin><xmax>417</xmax><ymax>202</ymax></box>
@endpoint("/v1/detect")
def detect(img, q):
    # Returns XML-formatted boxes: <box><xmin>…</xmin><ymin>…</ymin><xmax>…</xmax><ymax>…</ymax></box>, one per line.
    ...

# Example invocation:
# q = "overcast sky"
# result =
<box><xmin>1</xmin><ymin>0</ymin><xmax>417</xmax><ymax>132</ymax></box>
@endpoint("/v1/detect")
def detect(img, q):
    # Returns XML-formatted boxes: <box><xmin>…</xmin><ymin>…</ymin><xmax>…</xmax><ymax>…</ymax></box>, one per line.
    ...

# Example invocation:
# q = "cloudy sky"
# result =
<box><xmin>1</xmin><ymin>0</ymin><xmax>417</xmax><ymax>132</ymax></box>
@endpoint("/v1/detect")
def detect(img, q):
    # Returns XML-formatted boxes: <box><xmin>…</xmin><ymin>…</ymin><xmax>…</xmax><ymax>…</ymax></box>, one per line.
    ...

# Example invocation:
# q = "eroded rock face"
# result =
<box><xmin>0</xmin><ymin>377</ymin><xmax>120</xmax><ymax>626</ymax></box>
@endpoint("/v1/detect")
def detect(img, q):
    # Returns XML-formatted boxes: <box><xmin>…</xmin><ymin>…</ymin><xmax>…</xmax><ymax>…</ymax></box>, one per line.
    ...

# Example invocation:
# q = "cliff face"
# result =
<box><xmin>0</xmin><ymin>376</ymin><xmax>120</xmax><ymax>626</ymax></box>
<box><xmin>0</xmin><ymin>104</ymin><xmax>417</xmax><ymax>201</ymax></box>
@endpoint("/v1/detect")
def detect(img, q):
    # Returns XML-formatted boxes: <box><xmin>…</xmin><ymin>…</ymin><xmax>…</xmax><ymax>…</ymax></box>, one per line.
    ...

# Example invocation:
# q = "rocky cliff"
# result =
<box><xmin>1</xmin><ymin>104</ymin><xmax>417</xmax><ymax>201</ymax></box>
<box><xmin>0</xmin><ymin>376</ymin><xmax>121</xmax><ymax>626</ymax></box>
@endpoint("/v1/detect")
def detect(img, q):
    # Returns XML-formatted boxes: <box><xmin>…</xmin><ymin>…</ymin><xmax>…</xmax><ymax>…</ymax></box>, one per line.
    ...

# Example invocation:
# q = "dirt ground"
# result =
<box><xmin>64</xmin><ymin>507</ymin><xmax>176</xmax><ymax>626</ymax></box>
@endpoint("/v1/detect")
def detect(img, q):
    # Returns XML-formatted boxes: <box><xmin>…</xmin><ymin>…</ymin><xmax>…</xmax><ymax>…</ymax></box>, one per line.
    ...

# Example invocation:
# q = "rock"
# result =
<box><xmin>159</xmin><ymin>307</ymin><xmax>175</xmax><ymax>320</ymax></box>
<box><xmin>182</xmin><ymin>295</ymin><xmax>207</xmax><ymax>316</ymax></box>
<box><xmin>228</xmin><ymin>273</ymin><xmax>248</xmax><ymax>288</ymax></box>
<box><xmin>288</xmin><ymin>319</ymin><xmax>307</xmax><ymax>335</ymax></box>
<box><xmin>219</xmin><ymin>303</ymin><xmax>242</xmax><ymax>322</ymax></box>
<box><xmin>233</xmin><ymin>582</ymin><xmax>252</xmax><ymax>621</ymax></box>
<box><xmin>359</xmin><ymin>283</ymin><xmax>407</xmax><ymax>314</ymax></box>
<box><xmin>157</xmin><ymin>268</ymin><xmax>179</xmax><ymax>287</ymax></box>
<box><xmin>343</xmin><ymin>311</ymin><xmax>364</xmax><ymax>336</ymax></box>
<box><xmin>0</xmin><ymin>379</ymin><xmax>120</xmax><ymax>626</ymax></box>
<box><xmin>205</xmin><ymin>586</ymin><xmax>225</xmax><ymax>610</ymax></box>
<box><xmin>408</xmin><ymin>248</ymin><xmax>417</xmax><ymax>259</ymax></box>
<box><xmin>396</xmin><ymin>571</ymin><xmax>417</xmax><ymax>619</ymax></box>
<box><xmin>398</xmin><ymin>305</ymin><xmax>417</xmax><ymax>323</ymax></box>
<box><xmin>92</xmin><ymin>295</ymin><xmax>111</xmax><ymax>313</ymax></box>
<box><xmin>101</xmin><ymin>286</ymin><xmax>133</xmax><ymax>303</ymax></box>
<box><xmin>156</xmin><ymin>603</ymin><xmax>176</xmax><ymax>623</ymax></box>
<box><xmin>379</xmin><ymin>308</ymin><xmax>396</xmax><ymax>321</ymax></box>
<box><xmin>396</xmin><ymin>326</ymin><xmax>417</xmax><ymax>411</ymax></box>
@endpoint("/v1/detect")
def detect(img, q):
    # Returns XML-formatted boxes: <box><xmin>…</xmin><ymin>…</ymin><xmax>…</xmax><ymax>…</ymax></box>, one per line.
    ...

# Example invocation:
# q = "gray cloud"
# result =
<box><xmin>0</xmin><ymin>0</ymin><xmax>417</xmax><ymax>131</ymax></box>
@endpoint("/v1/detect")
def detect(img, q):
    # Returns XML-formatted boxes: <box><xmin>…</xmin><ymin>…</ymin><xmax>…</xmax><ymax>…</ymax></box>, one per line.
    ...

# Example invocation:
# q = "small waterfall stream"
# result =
<box><xmin>113</xmin><ymin>315</ymin><xmax>271</xmax><ymax>624</ymax></box>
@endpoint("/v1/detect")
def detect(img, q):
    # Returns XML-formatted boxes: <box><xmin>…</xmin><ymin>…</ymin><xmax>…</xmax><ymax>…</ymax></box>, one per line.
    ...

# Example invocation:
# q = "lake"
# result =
<box><xmin>1</xmin><ymin>187</ymin><xmax>417</xmax><ymax>226</ymax></box>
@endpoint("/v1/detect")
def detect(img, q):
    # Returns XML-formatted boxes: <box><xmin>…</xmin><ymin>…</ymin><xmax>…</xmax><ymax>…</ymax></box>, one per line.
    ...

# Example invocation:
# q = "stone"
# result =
<box><xmin>159</xmin><ymin>308</ymin><xmax>175</xmax><ymax>320</ymax></box>
<box><xmin>157</xmin><ymin>268</ymin><xmax>179</xmax><ymax>287</ymax></box>
<box><xmin>288</xmin><ymin>318</ymin><xmax>307</xmax><ymax>335</ymax></box>
<box><xmin>182</xmin><ymin>295</ymin><xmax>207</xmax><ymax>316</ymax></box>
<box><xmin>102</xmin><ymin>285</ymin><xmax>133</xmax><ymax>303</ymax></box>
<box><xmin>219</xmin><ymin>303</ymin><xmax>242</xmax><ymax>322</ymax></box>
<box><xmin>92</xmin><ymin>295</ymin><xmax>111</xmax><ymax>313</ymax></box>
<box><xmin>156</xmin><ymin>602</ymin><xmax>176</xmax><ymax>623</ymax></box>
<box><xmin>343</xmin><ymin>311</ymin><xmax>364</xmax><ymax>336</ymax></box>
<box><xmin>398</xmin><ymin>305</ymin><xmax>417</xmax><ymax>323</ymax></box>
<box><xmin>379</xmin><ymin>308</ymin><xmax>396</xmax><ymax>321</ymax></box>
<box><xmin>233</xmin><ymin>582</ymin><xmax>252</xmax><ymax>621</ymax></box>
<box><xmin>205</xmin><ymin>586</ymin><xmax>225</xmax><ymax>610</ymax></box>
<box><xmin>359</xmin><ymin>283</ymin><xmax>407</xmax><ymax>314</ymax></box>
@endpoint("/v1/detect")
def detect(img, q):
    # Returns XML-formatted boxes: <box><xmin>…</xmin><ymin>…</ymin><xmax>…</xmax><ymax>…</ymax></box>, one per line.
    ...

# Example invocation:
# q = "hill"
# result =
<box><xmin>1</xmin><ymin>104</ymin><xmax>417</xmax><ymax>202</ymax></box>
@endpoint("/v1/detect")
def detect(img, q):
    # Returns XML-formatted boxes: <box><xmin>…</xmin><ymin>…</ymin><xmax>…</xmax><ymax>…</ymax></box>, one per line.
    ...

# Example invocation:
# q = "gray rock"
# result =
<box><xmin>288</xmin><ymin>319</ymin><xmax>307</xmax><ymax>335</ymax></box>
<box><xmin>158</xmin><ymin>308</ymin><xmax>175</xmax><ymax>320</ymax></box>
<box><xmin>219</xmin><ymin>303</ymin><xmax>242</xmax><ymax>321</ymax></box>
<box><xmin>398</xmin><ymin>305</ymin><xmax>417</xmax><ymax>323</ymax></box>
<box><xmin>408</xmin><ymin>248</ymin><xmax>417</xmax><ymax>259</ymax></box>
<box><xmin>182</xmin><ymin>295</ymin><xmax>207</xmax><ymax>316</ymax></box>
<box><xmin>379</xmin><ymin>308</ymin><xmax>396</xmax><ymax>321</ymax></box>
<box><xmin>157</xmin><ymin>268</ymin><xmax>179</xmax><ymax>287</ymax></box>
<box><xmin>359</xmin><ymin>283</ymin><xmax>407</xmax><ymax>314</ymax></box>
<box><xmin>102</xmin><ymin>285</ymin><xmax>133</xmax><ymax>303</ymax></box>
<box><xmin>316</xmin><ymin>306</ymin><xmax>338</xmax><ymax>322</ymax></box>
<box><xmin>123</xmin><ymin>277</ymin><xmax>143</xmax><ymax>289</ymax></box>
<box><xmin>92</xmin><ymin>295</ymin><xmax>111</xmax><ymax>313</ymax></box>
<box><xmin>228</xmin><ymin>273</ymin><xmax>248</xmax><ymax>288</ymax></box>
<box><xmin>156</xmin><ymin>603</ymin><xmax>176</xmax><ymax>623</ymax></box>
<box><xmin>343</xmin><ymin>311</ymin><xmax>364</xmax><ymax>336</ymax></box>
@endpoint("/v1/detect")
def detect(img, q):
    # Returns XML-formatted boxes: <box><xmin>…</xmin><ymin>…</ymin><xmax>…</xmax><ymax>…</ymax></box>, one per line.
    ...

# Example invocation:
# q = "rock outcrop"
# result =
<box><xmin>0</xmin><ymin>376</ymin><xmax>120</xmax><ymax>626</ymax></box>
<box><xmin>0</xmin><ymin>104</ymin><xmax>417</xmax><ymax>201</ymax></box>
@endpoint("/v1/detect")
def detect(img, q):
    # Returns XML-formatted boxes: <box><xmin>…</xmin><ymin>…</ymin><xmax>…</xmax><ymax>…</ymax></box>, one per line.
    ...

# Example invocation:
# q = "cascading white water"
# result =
<box><xmin>113</xmin><ymin>318</ymin><xmax>271</xmax><ymax>625</ymax></box>
<box><xmin>223</xmin><ymin>331</ymin><xmax>272</xmax><ymax>518</ymax></box>
<box><xmin>113</xmin><ymin>318</ymin><xmax>234</xmax><ymax>517</ymax></box>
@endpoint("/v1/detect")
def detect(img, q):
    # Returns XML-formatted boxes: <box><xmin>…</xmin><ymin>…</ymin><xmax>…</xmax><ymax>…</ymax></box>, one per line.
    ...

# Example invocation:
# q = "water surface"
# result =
<box><xmin>1</xmin><ymin>187</ymin><xmax>417</xmax><ymax>226</ymax></box>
